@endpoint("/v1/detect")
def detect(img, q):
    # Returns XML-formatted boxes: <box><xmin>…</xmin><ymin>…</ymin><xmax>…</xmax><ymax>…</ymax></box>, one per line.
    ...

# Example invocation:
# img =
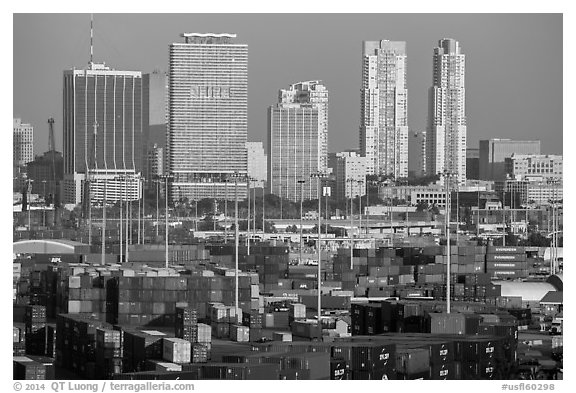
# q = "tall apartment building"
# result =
<box><xmin>359</xmin><ymin>40</ymin><xmax>408</xmax><ymax>178</ymax></box>
<box><xmin>479</xmin><ymin>139</ymin><xmax>541</xmax><ymax>180</ymax></box>
<box><xmin>335</xmin><ymin>152</ymin><xmax>368</xmax><ymax>200</ymax></box>
<box><xmin>506</xmin><ymin>154</ymin><xmax>563</xmax><ymax>181</ymax></box>
<box><xmin>62</xmin><ymin>63</ymin><xmax>146</xmax><ymax>204</ymax></box>
<box><xmin>13</xmin><ymin>118</ymin><xmax>34</xmax><ymax>167</ymax></box>
<box><xmin>168</xmin><ymin>33</ymin><xmax>248</xmax><ymax>201</ymax></box>
<box><xmin>268</xmin><ymin>81</ymin><xmax>329</xmax><ymax>202</ymax></box>
<box><xmin>426</xmin><ymin>38</ymin><xmax>467</xmax><ymax>185</ymax></box>
<box><xmin>246</xmin><ymin>142</ymin><xmax>267</xmax><ymax>189</ymax></box>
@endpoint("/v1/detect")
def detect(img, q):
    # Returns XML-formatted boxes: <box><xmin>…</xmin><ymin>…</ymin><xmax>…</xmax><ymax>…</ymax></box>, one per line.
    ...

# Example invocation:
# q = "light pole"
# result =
<box><xmin>125</xmin><ymin>175</ymin><xmax>130</xmax><ymax>262</ymax></box>
<box><xmin>230</xmin><ymin>171</ymin><xmax>244</xmax><ymax>320</ymax></box>
<box><xmin>247</xmin><ymin>178</ymin><xmax>251</xmax><ymax>254</ymax></box>
<box><xmin>455</xmin><ymin>180</ymin><xmax>459</xmax><ymax>246</ymax></box>
<box><xmin>252</xmin><ymin>185</ymin><xmax>258</xmax><ymax>240</ymax></box>
<box><xmin>347</xmin><ymin>178</ymin><xmax>354</xmax><ymax>269</ymax></box>
<box><xmin>311</xmin><ymin>172</ymin><xmax>326</xmax><ymax>326</ymax></box>
<box><xmin>27</xmin><ymin>179</ymin><xmax>33</xmax><ymax>231</ymax></box>
<box><xmin>358</xmin><ymin>179</ymin><xmax>364</xmax><ymax>238</ymax></box>
<box><xmin>155</xmin><ymin>179</ymin><xmax>160</xmax><ymax>239</ymax></box>
<box><xmin>441</xmin><ymin>170</ymin><xmax>456</xmax><ymax>314</ymax></box>
<box><xmin>101</xmin><ymin>176</ymin><xmax>107</xmax><ymax>265</ymax></box>
<box><xmin>366</xmin><ymin>179</ymin><xmax>375</xmax><ymax>236</ymax></box>
<box><xmin>141</xmin><ymin>177</ymin><xmax>145</xmax><ymax>245</ymax></box>
<box><xmin>159</xmin><ymin>174</ymin><xmax>173</xmax><ymax>268</ymax></box>
<box><xmin>117</xmin><ymin>176</ymin><xmax>123</xmax><ymax>262</ymax></box>
<box><xmin>41</xmin><ymin>180</ymin><xmax>47</xmax><ymax>227</ymax></box>
<box><xmin>262</xmin><ymin>189</ymin><xmax>266</xmax><ymax>238</ymax></box>
<box><xmin>195</xmin><ymin>199</ymin><xmax>198</xmax><ymax>232</ymax></box>
<box><xmin>324</xmin><ymin>185</ymin><xmax>329</xmax><ymax>240</ymax></box>
<box><xmin>298</xmin><ymin>179</ymin><xmax>306</xmax><ymax>264</ymax></box>
<box><xmin>224</xmin><ymin>179</ymin><xmax>228</xmax><ymax>243</ymax></box>
<box><xmin>138</xmin><ymin>178</ymin><xmax>141</xmax><ymax>245</ymax></box>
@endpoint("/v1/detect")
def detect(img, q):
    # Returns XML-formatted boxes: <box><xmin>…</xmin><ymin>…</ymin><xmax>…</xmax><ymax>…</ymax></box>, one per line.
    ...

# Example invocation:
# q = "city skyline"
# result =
<box><xmin>13</xmin><ymin>14</ymin><xmax>562</xmax><ymax>160</ymax></box>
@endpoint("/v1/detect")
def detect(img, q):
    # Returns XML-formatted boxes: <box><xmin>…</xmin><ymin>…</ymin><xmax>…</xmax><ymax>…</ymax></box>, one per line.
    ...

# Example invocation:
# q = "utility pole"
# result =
<box><xmin>224</xmin><ymin>179</ymin><xmax>228</xmax><ymax>243</ymax></box>
<box><xmin>230</xmin><ymin>172</ymin><xmax>244</xmax><ymax>320</ymax></box>
<box><xmin>141</xmin><ymin>177</ymin><xmax>145</xmax><ymax>245</ymax></box>
<box><xmin>347</xmin><ymin>178</ymin><xmax>354</xmax><ymax>269</ymax></box>
<box><xmin>298</xmin><ymin>179</ymin><xmax>306</xmax><ymax>264</ymax></box>
<box><xmin>442</xmin><ymin>170</ymin><xmax>455</xmax><ymax>314</ymax></box>
<box><xmin>87</xmin><ymin>121</ymin><xmax>98</xmax><ymax>245</ymax></box>
<box><xmin>358</xmin><ymin>180</ymin><xmax>364</xmax><ymax>238</ymax></box>
<box><xmin>42</xmin><ymin>180</ymin><xmax>47</xmax><ymax>227</ymax></box>
<box><xmin>247</xmin><ymin>178</ymin><xmax>251</xmax><ymax>254</ymax></box>
<box><xmin>156</xmin><ymin>179</ymin><xmax>159</xmax><ymax>239</ymax></box>
<box><xmin>311</xmin><ymin>172</ymin><xmax>326</xmax><ymax>327</ymax></box>
<box><xmin>125</xmin><ymin>176</ymin><xmax>130</xmax><ymax>263</ymax></box>
<box><xmin>101</xmin><ymin>176</ymin><xmax>107</xmax><ymax>265</ymax></box>
<box><xmin>159</xmin><ymin>174</ymin><xmax>174</xmax><ymax>269</ymax></box>
<box><xmin>118</xmin><ymin>176</ymin><xmax>123</xmax><ymax>262</ymax></box>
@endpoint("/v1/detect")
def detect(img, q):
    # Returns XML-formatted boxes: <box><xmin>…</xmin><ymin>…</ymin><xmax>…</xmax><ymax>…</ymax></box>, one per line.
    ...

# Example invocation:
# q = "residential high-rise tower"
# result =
<box><xmin>359</xmin><ymin>40</ymin><xmax>408</xmax><ymax>178</ymax></box>
<box><xmin>426</xmin><ymin>38</ymin><xmax>467</xmax><ymax>185</ymax></box>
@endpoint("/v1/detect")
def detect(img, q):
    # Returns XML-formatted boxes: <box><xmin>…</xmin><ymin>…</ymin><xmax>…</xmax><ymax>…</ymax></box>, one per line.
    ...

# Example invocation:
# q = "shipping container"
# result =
<box><xmin>162</xmin><ymin>338</ymin><xmax>191</xmax><ymax>364</ymax></box>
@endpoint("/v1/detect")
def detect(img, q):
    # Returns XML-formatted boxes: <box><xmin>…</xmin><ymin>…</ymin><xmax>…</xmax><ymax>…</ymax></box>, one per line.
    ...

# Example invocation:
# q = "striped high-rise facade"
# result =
<box><xmin>168</xmin><ymin>33</ymin><xmax>248</xmax><ymax>201</ymax></box>
<box><xmin>62</xmin><ymin>63</ymin><xmax>146</xmax><ymax>204</ymax></box>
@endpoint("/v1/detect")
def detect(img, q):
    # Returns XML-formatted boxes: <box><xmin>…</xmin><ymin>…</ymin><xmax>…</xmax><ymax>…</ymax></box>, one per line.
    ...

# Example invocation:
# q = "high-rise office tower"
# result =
<box><xmin>62</xmin><ymin>62</ymin><xmax>146</xmax><ymax>204</ymax></box>
<box><xmin>13</xmin><ymin>118</ymin><xmax>34</xmax><ymax>167</ymax></box>
<box><xmin>359</xmin><ymin>40</ymin><xmax>408</xmax><ymax>178</ymax></box>
<box><xmin>168</xmin><ymin>33</ymin><xmax>248</xmax><ymax>201</ymax></box>
<box><xmin>268</xmin><ymin>81</ymin><xmax>329</xmax><ymax>202</ymax></box>
<box><xmin>426</xmin><ymin>38</ymin><xmax>467</xmax><ymax>185</ymax></box>
<box><xmin>246</xmin><ymin>142</ymin><xmax>267</xmax><ymax>189</ymax></box>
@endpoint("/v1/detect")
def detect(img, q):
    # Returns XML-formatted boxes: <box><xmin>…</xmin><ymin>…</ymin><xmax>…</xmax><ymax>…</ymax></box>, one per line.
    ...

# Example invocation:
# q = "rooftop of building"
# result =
<box><xmin>179</xmin><ymin>33</ymin><xmax>239</xmax><ymax>45</ymax></box>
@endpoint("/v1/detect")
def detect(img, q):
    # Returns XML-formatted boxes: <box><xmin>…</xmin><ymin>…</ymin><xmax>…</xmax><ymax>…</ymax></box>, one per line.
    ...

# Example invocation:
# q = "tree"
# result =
<box><xmin>285</xmin><ymin>224</ymin><xmax>298</xmax><ymax>233</ymax></box>
<box><xmin>416</xmin><ymin>201</ymin><xmax>429</xmax><ymax>212</ymax></box>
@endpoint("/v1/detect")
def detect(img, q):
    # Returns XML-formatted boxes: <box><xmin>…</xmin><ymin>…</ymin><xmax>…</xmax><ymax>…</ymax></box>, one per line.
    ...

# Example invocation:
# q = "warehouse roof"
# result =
<box><xmin>494</xmin><ymin>281</ymin><xmax>557</xmax><ymax>302</ymax></box>
<box><xmin>13</xmin><ymin>239</ymin><xmax>91</xmax><ymax>255</ymax></box>
<box><xmin>540</xmin><ymin>291</ymin><xmax>563</xmax><ymax>305</ymax></box>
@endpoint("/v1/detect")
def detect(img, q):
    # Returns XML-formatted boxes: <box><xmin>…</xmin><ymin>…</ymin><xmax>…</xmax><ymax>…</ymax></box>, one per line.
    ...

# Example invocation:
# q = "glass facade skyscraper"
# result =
<box><xmin>268</xmin><ymin>81</ymin><xmax>328</xmax><ymax>202</ymax></box>
<box><xmin>62</xmin><ymin>63</ymin><xmax>145</xmax><ymax>204</ymax></box>
<box><xmin>168</xmin><ymin>33</ymin><xmax>248</xmax><ymax>201</ymax></box>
